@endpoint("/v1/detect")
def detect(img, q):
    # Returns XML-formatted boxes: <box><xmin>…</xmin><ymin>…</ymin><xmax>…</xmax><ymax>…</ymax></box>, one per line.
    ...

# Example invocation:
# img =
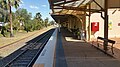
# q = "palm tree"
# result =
<box><xmin>0</xmin><ymin>0</ymin><xmax>21</xmax><ymax>37</ymax></box>
<box><xmin>34</xmin><ymin>12</ymin><xmax>43</xmax><ymax>29</ymax></box>
<box><xmin>35</xmin><ymin>12</ymin><xmax>42</xmax><ymax>20</ymax></box>
<box><xmin>8</xmin><ymin>0</ymin><xmax>21</xmax><ymax>37</ymax></box>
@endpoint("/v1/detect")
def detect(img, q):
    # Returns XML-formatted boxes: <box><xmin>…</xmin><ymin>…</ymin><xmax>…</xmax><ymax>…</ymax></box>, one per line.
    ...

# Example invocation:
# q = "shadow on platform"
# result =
<box><xmin>54</xmin><ymin>27</ymin><xmax>120</xmax><ymax>67</ymax></box>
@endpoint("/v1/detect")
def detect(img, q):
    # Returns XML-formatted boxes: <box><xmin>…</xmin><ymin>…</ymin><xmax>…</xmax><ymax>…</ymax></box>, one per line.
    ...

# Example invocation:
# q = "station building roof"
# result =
<box><xmin>48</xmin><ymin>0</ymin><xmax>120</xmax><ymax>22</ymax></box>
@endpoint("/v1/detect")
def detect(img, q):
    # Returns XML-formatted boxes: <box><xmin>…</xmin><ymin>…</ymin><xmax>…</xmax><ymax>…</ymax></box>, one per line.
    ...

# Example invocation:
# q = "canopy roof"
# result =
<box><xmin>48</xmin><ymin>0</ymin><xmax>120</xmax><ymax>22</ymax></box>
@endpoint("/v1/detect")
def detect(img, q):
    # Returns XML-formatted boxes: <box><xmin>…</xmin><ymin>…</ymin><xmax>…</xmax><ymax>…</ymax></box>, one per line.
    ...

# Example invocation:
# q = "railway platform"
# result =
<box><xmin>34</xmin><ymin>27</ymin><xmax>120</xmax><ymax>67</ymax></box>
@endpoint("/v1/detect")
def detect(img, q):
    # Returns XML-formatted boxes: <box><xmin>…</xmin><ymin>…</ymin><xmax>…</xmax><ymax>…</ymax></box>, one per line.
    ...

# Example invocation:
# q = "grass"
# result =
<box><xmin>0</xmin><ymin>31</ymin><xmax>39</xmax><ymax>47</ymax></box>
<box><xmin>0</xmin><ymin>26</ymin><xmax>55</xmax><ymax>47</ymax></box>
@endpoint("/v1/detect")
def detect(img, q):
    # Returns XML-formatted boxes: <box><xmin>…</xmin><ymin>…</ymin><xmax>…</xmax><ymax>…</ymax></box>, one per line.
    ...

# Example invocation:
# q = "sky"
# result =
<box><xmin>12</xmin><ymin>0</ymin><xmax>53</xmax><ymax>21</ymax></box>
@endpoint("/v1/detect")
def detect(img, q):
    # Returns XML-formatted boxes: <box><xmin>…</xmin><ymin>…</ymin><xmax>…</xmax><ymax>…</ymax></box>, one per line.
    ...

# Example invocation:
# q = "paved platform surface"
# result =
<box><xmin>91</xmin><ymin>37</ymin><xmax>120</xmax><ymax>60</ymax></box>
<box><xmin>54</xmin><ymin>28</ymin><xmax>120</xmax><ymax>67</ymax></box>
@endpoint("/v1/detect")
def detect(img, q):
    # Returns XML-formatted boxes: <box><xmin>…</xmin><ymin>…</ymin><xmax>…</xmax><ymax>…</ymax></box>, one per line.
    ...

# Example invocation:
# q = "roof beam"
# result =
<box><xmin>53</xmin><ymin>6</ymin><xmax>86</xmax><ymax>10</ymax></box>
<box><xmin>53</xmin><ymin>6</ymin><xmax>104</xmax><ymax>12</ymax></box>
<box><xmin>53</xmin><ymin>0</ymin><xmax>79</xmax><ymax>6</ymax></box>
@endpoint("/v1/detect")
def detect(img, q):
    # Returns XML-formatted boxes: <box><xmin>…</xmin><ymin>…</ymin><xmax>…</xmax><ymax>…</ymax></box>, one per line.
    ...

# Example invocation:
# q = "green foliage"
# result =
<box><xmin>0</xmin><ymin>1</ymin><xmax>53</xmax><ymax>37</ymax></box>
<box><xmin>15</xmin><ymin>8</ymin><xmax>32</xmax><ymax>32</ymax></box>
<box><xmin>0</xmin><ymin>14</ymin><xmax>4</xmax><ymax>22</ymax></box>
<box><xmin>32</xmin><ymin>19</ymin><xmax>39</xmax><ymax>30</ymax></box>
<box><xmin>0</xmin><ymin>0</ymin><xmax>21</xmax><ymax>37</ymax></box>
<box><xmin>15</xmin><ymin>8</ymin><xmax>31</xmax><ymax>22</ymax></box>
<box><xmin>31</xmin><ymin>12</ymin><xmax>44</xmax><ymax>31</ymax></box>
<box><xmin>77</xmin><ymin>31</ymin><xmax>80</xmax><ymax>36</ymax></box>
<box><xmin>35</xmin><ymin>12</ymin><xmax>42</xmax><ymax>19</ymax></box>
<box><xmin>0</xmin><ymin>25</ymin><xmax>17</xmax><ymax>37</ymax></box>
<box><xmin>13</xmin><ymin>19</ymin><xmax>20</xmax><ymax>31</ymax></box>
<box><xmin>49</xmin><ymin>20</ymin><xmax>55</xmax><ymax>25</ymax></box>
<box><xmin>44</xmin><ymin>17</ymin><xmax>49</xmax><ymax>27</ymax></box>
<box><xmin>24</xmin><ymin>20</ymin><xmax>34</xmax><ymax>32</ymax></box>
<box><xmin>1</xmin><ymin>26</ymin><xmax>9</xmax><ymax>37</ymax></box>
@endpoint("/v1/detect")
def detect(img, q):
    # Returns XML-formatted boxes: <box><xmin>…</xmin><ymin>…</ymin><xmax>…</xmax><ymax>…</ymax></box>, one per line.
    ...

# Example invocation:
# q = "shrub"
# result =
<box><xmin>1</xmin><ymin>26</ymin><xmax>10</xmax><ymax>37</ymax></box>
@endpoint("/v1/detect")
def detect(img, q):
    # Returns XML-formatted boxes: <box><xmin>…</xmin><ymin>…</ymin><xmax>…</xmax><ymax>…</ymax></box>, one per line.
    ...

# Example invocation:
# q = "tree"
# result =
<box><xmin>35</xmin><ymin>12</ymin><xmax>42</xmax><ymax>19</ymax></box>
<box><xmin>49</xmin><ymin>20</ymin><xmax>55</xmax><ymax>25</ymax></box>
<box><xmin>32</xmin><ymin>12</ymin><xmax>43</xmax><ymax>30</ymax></box>
<box><xmin>13</xmin><ymin>19</ymin><xmax>20</xmax><ymax>31</ymax></box>
<box><xmin>44</xmin><ymin>17</ymin><xmax>49</xmax><ymax>27</ymax></box>
<box><xmin>24</xmin><ymin>20</ymin><xmax>34</xmax><ymax>32</ymax></box>
<box><xmin>0</xmin><ymin>0</ymin><xmax>21</xmax><ymax>37</ymax></box>
<box><xmin>15</xmin><ymin>8</ymin><xmax>30</xmax><ymax>22</ymax></box>
<box><xmin>0</xmin><ymin>0</ymin><xmax>8</xmax><ymax>23</ymax></box>
<box><xmin>15</xmin><ymin>8</ymin><xmax>32</xmax><ymax>32</ymax></box>
<box><xmin>15</xmin><ymin>8</ymin><xmax>29</xmax><ymax>28</ymax></box>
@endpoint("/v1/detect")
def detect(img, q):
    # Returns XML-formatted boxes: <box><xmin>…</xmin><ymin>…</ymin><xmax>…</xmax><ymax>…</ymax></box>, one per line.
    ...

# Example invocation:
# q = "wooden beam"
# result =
<box><xmin>53</xmin><ymin>0</ymin><xmax>79</xmax><ymax>6</ymax></box>
<box><xmin>53</xmin><ymin>6</ymin><xmax>104</xmax><ymax>12</ymax></box>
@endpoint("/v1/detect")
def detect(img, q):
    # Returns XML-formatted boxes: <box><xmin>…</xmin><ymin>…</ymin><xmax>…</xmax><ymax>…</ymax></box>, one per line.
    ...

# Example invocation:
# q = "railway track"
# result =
<box><xmin>0</xmin><ymin>29</ymin><xmax>55</xmax><ymax>67</ymax></box>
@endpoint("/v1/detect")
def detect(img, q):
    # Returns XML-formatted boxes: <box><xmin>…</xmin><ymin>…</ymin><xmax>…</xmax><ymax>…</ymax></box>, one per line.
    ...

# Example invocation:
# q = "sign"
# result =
<box><xmin>108</xmin><ymin>21</ymin><xmax>112</xmax><ymax>30</ymax></box>
<box><xmin>91</xmin><ymin>22</ymin><xmax>99</xmax><ymax>32</ymax></box>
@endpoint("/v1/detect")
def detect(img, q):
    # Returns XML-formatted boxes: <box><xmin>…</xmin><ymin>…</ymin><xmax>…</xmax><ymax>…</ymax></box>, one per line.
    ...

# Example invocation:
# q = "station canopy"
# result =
<box><xmin>48</xmin><ymin>0</ymin><xmax>120</xmax><ymax>22</ymax></box>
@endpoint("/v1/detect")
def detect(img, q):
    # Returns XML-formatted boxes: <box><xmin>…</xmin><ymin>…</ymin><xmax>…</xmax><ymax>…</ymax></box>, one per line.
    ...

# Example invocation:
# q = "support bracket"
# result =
<box><xmin>100</xmin><ymin>12</ymin><xmax>105</xmax><ymax>19</ymax></box>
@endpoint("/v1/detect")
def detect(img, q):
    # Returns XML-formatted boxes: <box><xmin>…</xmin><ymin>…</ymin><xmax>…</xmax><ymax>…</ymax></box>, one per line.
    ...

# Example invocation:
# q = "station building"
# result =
<box><xmin>48</xmin><ymin>0</ymin><xmax>120</xmax><ymax>41</ymax></box>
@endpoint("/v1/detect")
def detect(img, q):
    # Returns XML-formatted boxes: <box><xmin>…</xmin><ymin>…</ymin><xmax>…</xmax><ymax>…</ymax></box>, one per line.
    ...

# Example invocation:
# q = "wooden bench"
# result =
<box><xmin>97</xmin><ymin>36</ymin><xmax>116</xmax><ymax>54</ymax></box>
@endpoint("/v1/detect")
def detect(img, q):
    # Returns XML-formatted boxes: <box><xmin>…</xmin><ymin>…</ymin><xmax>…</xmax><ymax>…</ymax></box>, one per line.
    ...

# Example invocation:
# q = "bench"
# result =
<box><xmin>97</xmin><ymin>36</ymin><xmax>116</xmax><ymax>54</ymax></box>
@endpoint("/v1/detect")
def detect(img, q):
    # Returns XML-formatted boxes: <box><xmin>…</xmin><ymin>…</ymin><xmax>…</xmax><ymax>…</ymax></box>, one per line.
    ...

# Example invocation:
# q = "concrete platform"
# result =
<box><xmin>54</xmin><ymin>28</ymin><xmax>120</xmax><ymax>67</ymax></box>
<box><xmin>33</xmin><ymin>27</ymin><xmax>120</xmax><ymax>67</ymax></box>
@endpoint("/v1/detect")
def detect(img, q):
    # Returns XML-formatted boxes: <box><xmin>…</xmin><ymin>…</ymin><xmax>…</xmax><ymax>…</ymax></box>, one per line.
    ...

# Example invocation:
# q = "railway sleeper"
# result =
<box><xmin>18</xmin><ymin>57</ymin><xmax>32</xmax><ymax>60</ymax></box>
<box><xmin>10</xmin><ymin>63</ymin><xmax>28</xmax><ymax>67</ymax></box>
<box><xmin>16</xmin><ymin>60</ymin><xmax>30</xmax><ymax>62</ymax></box>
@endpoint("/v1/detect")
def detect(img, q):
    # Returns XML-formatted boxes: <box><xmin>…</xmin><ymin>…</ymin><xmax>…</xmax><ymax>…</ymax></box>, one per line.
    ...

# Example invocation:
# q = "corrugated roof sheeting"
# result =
<box><xmin>49</xmin><ymin>0</ymin><xmax>91</xmax><ymax>22</ymax></box>
<box><xmin>91</xmin><ymin>0</ymin><xmax>104</xmax><ymax>10</ymax></box>
<box><xmin>50</xmin><ymin>0</ymin><xmax>120</xmax><ymax>13</ymax></box>
<box><xmin>49</xmin><ymin>0</ymin><xmax>120</xmax><ymax>22</ymax></box>
<box><xmin>50</xmin><ymin>0</ymin><xmax>93</xmax><ymax>15</ymax></box>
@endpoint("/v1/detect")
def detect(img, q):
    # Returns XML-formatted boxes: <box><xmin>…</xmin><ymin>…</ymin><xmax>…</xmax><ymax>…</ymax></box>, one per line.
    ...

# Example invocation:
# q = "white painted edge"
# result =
<box><xmin>33</xmin><ymin>28</ymin><xmax>58</xmax><ymax>67</ymax></box>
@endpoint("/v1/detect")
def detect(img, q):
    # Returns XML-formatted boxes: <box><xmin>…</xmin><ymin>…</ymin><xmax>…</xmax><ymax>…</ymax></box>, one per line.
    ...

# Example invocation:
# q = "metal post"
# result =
<box><xmin>104</xmin><ymin>0</ymin><xmax>108</xmax><ymax>51</ymax></box>
<box><xmin>84</xmin><ymin>6</ymin><xmax>86</xmax><ymax>30</ymax></box>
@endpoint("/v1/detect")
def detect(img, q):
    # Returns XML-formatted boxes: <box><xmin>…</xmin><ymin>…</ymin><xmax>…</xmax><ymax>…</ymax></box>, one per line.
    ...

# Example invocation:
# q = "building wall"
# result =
<box><xmin>90</xmin><ymin>9</ymin><xmax>120</xmax><ymax>40</ymax></box>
